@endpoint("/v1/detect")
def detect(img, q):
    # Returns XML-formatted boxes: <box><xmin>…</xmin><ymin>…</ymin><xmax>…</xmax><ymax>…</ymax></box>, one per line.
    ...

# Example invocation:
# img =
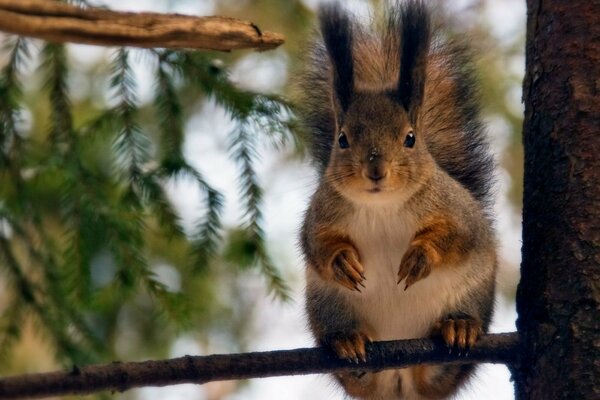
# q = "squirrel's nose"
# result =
<box><xmin>365</xmin><ymin>164</ymin><xmax>387</xmax><ymax>182</ymax></box>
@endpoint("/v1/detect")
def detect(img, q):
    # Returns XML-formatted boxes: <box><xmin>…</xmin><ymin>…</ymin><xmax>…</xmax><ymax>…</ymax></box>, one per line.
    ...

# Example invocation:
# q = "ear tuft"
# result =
<box><xmin>319</xmin><ymin>4</ymin><xmax>354</xmax><ymax>113</ymax></box>
<box><xmin>396</xmin><ymin>0</ymin><xmax>431</xmax><ymax>121</ymax></box>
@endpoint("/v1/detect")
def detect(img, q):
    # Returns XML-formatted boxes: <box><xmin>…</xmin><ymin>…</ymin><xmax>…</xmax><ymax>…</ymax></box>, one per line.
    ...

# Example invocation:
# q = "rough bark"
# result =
<box><xmin>0</xmin><ymin>333</ymin><xmax>518</xmax><ymax>399</ymax></box>
<box><xmin>0</xmin><ymin>0</ymin><xmax>283</xmax><ymax>51</ymax></box>
<box><xmin>515</xmin><ymin>1</ymin><xmax>600</xmax><ymax>399</ymax></box>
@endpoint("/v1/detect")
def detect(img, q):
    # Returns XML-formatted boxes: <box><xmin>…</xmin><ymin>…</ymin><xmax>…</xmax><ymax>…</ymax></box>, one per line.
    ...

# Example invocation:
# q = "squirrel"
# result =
<box><xmin>296</xmin><ymin>1</ymin><xmax>497</xmax><ymax>399</ymax></box>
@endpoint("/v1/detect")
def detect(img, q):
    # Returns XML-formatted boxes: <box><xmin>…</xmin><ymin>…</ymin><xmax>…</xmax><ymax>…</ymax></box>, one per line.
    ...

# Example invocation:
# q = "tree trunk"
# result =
<box><xmin>515</xmin><ymin>1</ymin><xmax>600</xmax><ymax>399</ymax></box>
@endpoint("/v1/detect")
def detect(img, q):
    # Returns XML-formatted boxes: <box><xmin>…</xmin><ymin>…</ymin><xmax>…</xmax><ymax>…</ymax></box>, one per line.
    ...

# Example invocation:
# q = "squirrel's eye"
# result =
<box><xmin>338</xmin><ymin>132</ymin><xmax>350</xmax><ymax>149</ymax></box>
<box><xmin>404</xmin><ymin>131</ymin><xmax>415</xmax><ymax>148</ymax></box>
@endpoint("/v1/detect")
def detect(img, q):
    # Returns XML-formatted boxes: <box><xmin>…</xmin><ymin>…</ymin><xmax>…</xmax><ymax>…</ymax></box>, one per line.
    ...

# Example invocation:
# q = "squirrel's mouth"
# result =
<box><xmin>366</xmin><ymin>187</ymin><xmax>382</xmax><ymax>193</ymax></box>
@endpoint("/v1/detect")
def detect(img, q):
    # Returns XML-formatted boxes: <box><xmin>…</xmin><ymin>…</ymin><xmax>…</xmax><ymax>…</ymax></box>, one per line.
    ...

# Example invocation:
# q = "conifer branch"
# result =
<box><xmin>229</xmin><ymin>123</ymin><xmax>290</xmax><ymax>300</ymax></box>
<box><xmin>0</xmin><ymin>0</ymin><xmax>284</xmax><ymax>52</ymax></box>
<box><xmin>0</xmin><ymin>333</ymin><xmax>520</xmax><ymax>399</ymax></box>
<box><xmin>0</xmin><ymin>10</ymin><xmax>296</xmax><ymax>374</ymax></box>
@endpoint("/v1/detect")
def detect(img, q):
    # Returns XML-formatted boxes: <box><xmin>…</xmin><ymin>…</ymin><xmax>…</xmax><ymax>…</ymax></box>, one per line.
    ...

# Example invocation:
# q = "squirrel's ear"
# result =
<box><xmin>319</xmin><ymin>4</ymin><xmax>354</xmax><ymax>114</ymax></box>
<box><xmin>395</xmin><ymin>1</ymin><xmax>430</xmax><ymax>123</ymax></box>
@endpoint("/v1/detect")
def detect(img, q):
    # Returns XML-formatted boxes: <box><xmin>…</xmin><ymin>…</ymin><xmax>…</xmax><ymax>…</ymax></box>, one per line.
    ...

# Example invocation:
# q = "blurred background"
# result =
<box><xmin>0</xmin><ymin>0</ymin><xmax>525</xmax><ymax>399</ymax></box>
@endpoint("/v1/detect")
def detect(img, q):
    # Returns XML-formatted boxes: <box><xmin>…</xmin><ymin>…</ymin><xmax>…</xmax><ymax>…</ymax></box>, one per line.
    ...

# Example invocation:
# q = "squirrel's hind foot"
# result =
<box><xmin>325</xmin><ymin>330</ymin><xmax>372</xmax><ymax>363</ymax></box>
<box><xmin>432</xmin><ymin>315</ymin><xmax>483</xmax><ymax>351</ymax></box>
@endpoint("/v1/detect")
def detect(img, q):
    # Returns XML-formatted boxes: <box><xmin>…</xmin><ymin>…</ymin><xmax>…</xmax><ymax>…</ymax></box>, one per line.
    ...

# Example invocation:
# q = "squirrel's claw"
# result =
<box><xmin>327</xmin><ymin>331</ymin><xmax>371</xmax><ymax>363</ymax></box>
<box><xmin>332</xmin><ymin>247</ymin><xmax>366</xmax><ymax>292</ymax></box>
<box><xmin>432</xmin><ymin>316</ymin><xmax>482</xmax><ymax>351</ymax></box>
<box><xmin>397</xmin><ymin>244</ymin><xmax>432</xmax><ymax>289</ymax></box>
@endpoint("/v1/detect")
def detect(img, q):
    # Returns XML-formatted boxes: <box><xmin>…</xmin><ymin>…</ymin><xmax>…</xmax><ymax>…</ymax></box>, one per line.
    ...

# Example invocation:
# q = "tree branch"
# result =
<box><xmin>0</xmin><ymin>0</ymin><xmax>284</xmax><ymax>52</ymax></box>
<box><xmin>0</xmin><ymin>332</ymin><xmax>519</xmax><ymax>399</ymax></box>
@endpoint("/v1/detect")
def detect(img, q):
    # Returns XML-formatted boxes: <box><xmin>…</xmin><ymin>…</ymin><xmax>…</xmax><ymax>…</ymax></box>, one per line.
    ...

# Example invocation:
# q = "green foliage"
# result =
<box><xmin>0</xmin><ymin>35</ymin><xmax>296</xmax><ymax>370</ymax></box>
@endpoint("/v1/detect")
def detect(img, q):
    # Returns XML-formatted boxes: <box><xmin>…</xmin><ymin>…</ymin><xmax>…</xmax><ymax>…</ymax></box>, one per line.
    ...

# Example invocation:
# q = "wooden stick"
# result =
<box><xmin>0</xmin><ymin>333</ymin><xmax>520</xmax><ymax>399</ymax></box>
<box><xmin>0</xmin><ymin>0</ymin><xmax>284</xmax><ymax>51</ymax></box>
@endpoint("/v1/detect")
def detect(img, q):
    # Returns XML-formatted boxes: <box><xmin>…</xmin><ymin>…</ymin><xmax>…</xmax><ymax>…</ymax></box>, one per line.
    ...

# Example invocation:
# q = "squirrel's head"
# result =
<box><xmin>320</xmin><ymin>2</ymin><xmax>434</xmax><ymax>205</ymax></box>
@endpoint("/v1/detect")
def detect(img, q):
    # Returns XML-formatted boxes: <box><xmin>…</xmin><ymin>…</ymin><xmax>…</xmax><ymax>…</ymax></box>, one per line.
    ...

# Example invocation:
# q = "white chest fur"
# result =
<box><xmin>342</xmin><ymin>204</ymin><xmax>465</xmax><ymax>341</ymax></box>
<box><xmin>304</xmin><ymin>200</ymin><xmax>482</xmax><ymax>399</ymax></box>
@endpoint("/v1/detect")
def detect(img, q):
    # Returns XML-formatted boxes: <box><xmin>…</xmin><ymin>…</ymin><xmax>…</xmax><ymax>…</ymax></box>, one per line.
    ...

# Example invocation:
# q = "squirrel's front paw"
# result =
<box><xmin>397</xmin><ymin>245</ymin><xmax>432</xmax><ymax>290</ymax></box>
<box><xmin>327</xmin><ymin>246</ymin><xmax>365</xmax><ymax>292</ymax></box>
<box><xmin>325</xmin><ymin>331</ymin><xmax>372</xmax><ymax>363</ymax></box>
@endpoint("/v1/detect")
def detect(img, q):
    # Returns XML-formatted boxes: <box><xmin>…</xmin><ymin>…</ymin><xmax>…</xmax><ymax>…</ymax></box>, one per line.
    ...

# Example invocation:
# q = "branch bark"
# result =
<box><xmin>0</xmin><ymin>333</ymin><xmax>519</xmax><ymax>399</ymax></box>
<box><xmin>0</xmin><ymin>0</ymin><xmax>284</xmax><ymax>51</ymax></box>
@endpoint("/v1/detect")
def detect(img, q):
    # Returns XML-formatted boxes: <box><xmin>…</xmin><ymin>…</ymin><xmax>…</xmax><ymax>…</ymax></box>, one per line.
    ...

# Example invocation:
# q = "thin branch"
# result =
<box><xmin>0</xmin><ymin>332</ymin><xmax>520</xmax><ymax>399</ymax></box>
<box><xmin>0</xmin><ymin>0</ymin><xmax>284</xmax><ymax>52</ymax></box>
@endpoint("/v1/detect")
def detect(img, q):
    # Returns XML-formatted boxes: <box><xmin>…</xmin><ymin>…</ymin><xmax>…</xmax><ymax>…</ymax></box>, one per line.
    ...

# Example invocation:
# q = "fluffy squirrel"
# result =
<box><xmin>296</xmin><ymin>1</ymin><xmax>497</xmax><ymax>399</ymax></box>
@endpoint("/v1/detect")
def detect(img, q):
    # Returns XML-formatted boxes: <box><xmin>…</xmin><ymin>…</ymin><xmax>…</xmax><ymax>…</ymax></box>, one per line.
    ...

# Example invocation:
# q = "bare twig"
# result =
<box><xmin>0</xmin><ymin>332</ymin><xmax>520</xmax><ymax>399</ymax></box>
<box><xmin>0</xmin><ymin>0</ymin><xmax>284</xmax><ymax>51</ymax></box>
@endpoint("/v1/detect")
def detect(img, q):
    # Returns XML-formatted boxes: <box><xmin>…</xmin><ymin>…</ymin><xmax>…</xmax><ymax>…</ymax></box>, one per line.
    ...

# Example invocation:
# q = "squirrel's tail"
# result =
<box><xmin>294</xmin><ymin>0</ymin><xmax>495</xmax><ymax>208</ymax></box>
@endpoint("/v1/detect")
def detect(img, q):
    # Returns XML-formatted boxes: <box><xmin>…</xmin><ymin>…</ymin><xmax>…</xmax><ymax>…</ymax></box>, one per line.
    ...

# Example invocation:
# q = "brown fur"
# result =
<box><xmin>412</xmin><ymin>363</ymin><xmax>473</xmax><ymax>399</ymax></box>
<box><xmin>298</xmin><ymin>2</ymin><xmax>497</xmax><ymax>399</ymax></box>
<box><xmin>294</xmin><ymin>4</ymin><xmax>494</xmax><ymax>206</ymax></box>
